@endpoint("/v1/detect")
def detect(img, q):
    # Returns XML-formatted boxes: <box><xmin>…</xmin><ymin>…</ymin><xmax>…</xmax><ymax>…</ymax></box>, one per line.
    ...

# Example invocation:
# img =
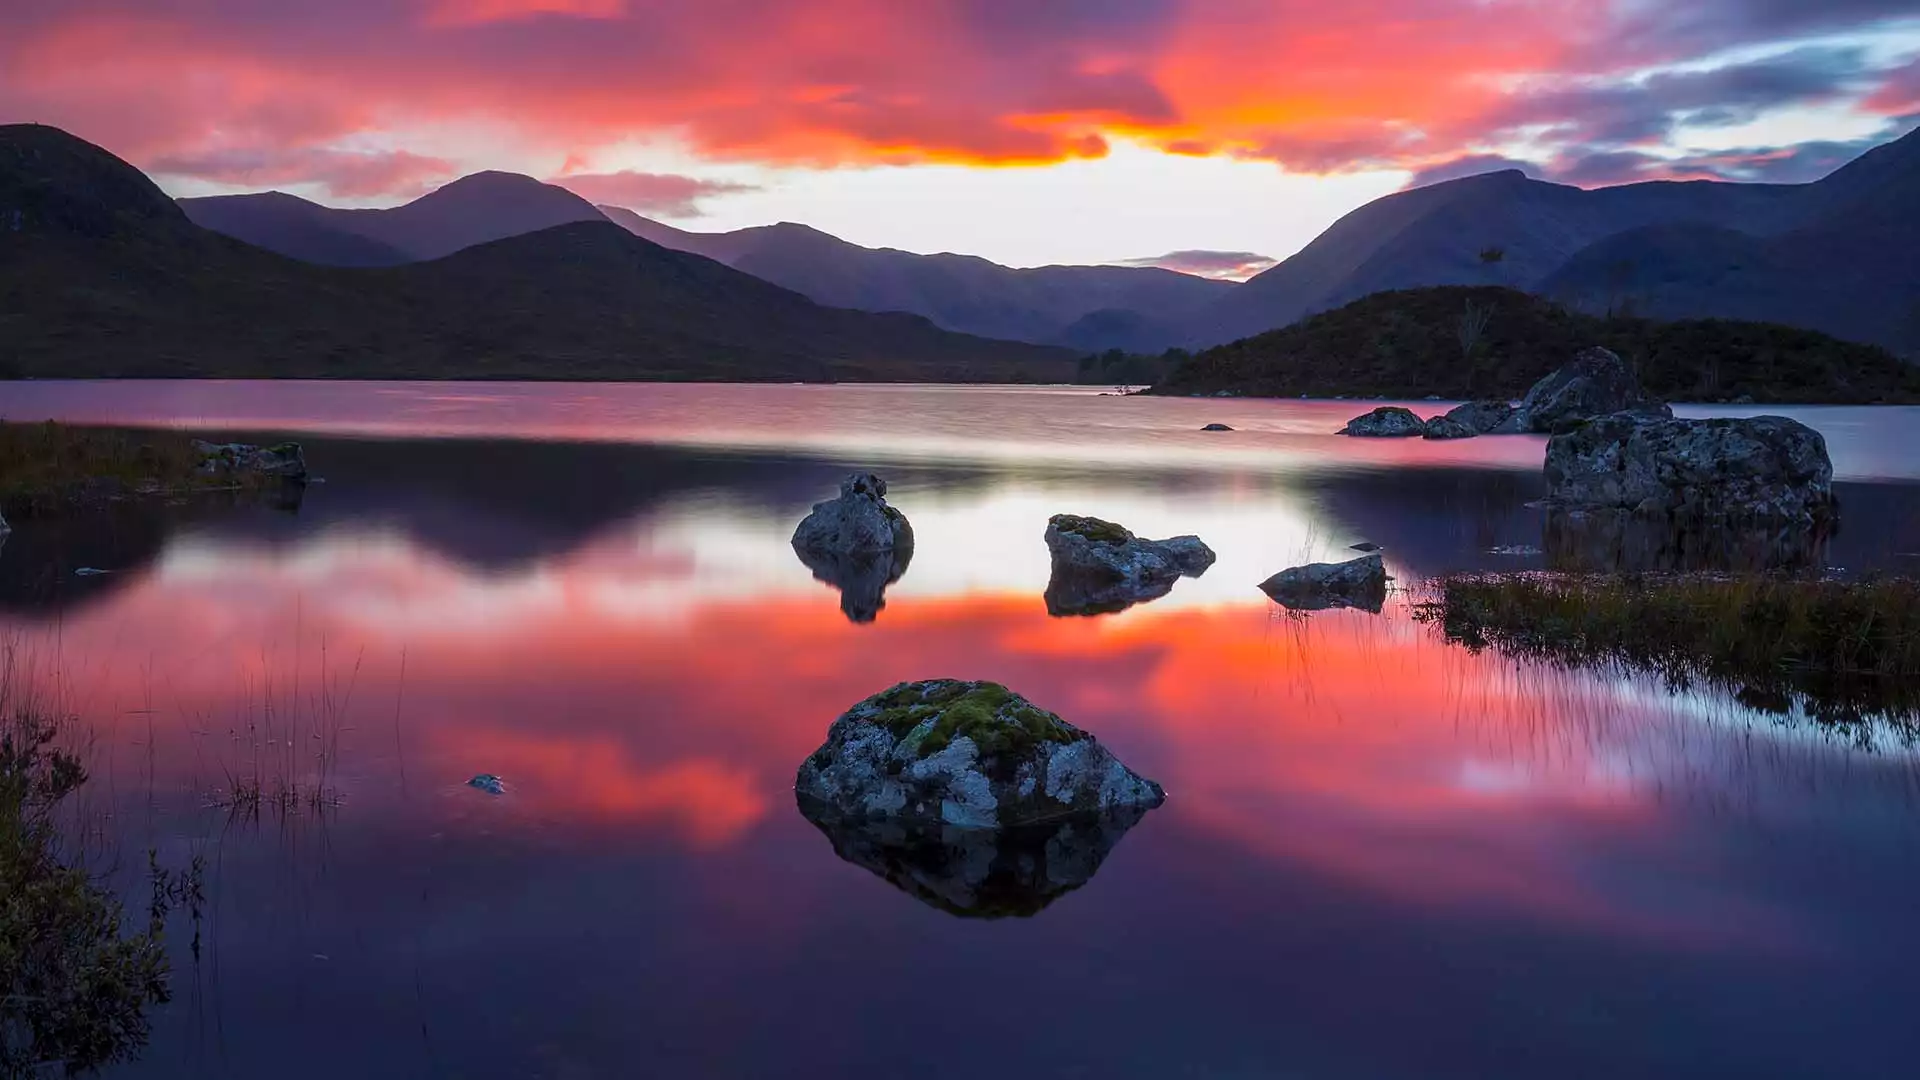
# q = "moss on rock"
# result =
<box><xmin>1048</xmin><ymin>514</ymin><xmax>1133</xmax><ymax>545</ymax></box>
<box><xmin>864</xmin><ymin>680</ymin><xmax>1085</xmax><ymax>760</ymax></box>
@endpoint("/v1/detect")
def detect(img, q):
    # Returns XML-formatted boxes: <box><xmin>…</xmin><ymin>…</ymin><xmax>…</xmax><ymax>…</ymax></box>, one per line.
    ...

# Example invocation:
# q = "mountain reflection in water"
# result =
<box><xmin>0</xmin><ymin>385</ymin><xmax>1916</xmax><ymax>1079</ymax></box>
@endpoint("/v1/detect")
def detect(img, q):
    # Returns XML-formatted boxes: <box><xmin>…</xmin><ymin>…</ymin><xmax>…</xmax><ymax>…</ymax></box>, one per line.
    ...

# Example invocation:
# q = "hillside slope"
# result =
<box><xmin>0</xmin><ymin>125</ymin><xmax>1074</xmax><ymax>382</ymax></box>
<box><xmin>1153</xmin><ymin>287</ymin><xmax>1920</xmax><ymax>403</ymax></box>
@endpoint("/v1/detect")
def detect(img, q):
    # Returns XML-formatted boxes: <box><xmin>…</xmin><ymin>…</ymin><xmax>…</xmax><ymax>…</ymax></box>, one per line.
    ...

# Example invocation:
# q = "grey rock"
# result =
<box><xmin>1349</xmin><ymin>541</ymin><xmax>1383</xmax><ymax>553</ymax></box>
<box><xmin>791</xmin><ymin>472</ymin><xmax>913</xmax><ymax>557</ymax></box>
<box><xmin>1258</xmin><ymin>552</ymin><xmax>1388</xmax><ymax>613</ymax></box>
<box><xmin>1201</xmin><ymin>423</ymin><xmax>1235</xmax><ymax>432</ymax></box>
<box><xmin>0</xmin><ymin>508</ymin><xmax>9</xmax><ymax>536</ymax></box>
<box><xmin>1043</xmin><ymin>515</ymin><xmax>1215</xmax><ymax>616</ymax></box>
<box><xmin>795</xmin><ymin>680</ymin><xmax>1166</xmax><ymax>830</ymax></box>
<box><xmin>1439</xmin><ymin>400</ymin><xmax>1516</xmax><ymax>436</ymax></box>
<box><xmin>1500</xmin><ymin>347</ymin><xmax>1670</xmax><ymax>434</ymax></box>
<box><xmin>1421</xmin><ymin>415</ymin><xmax>1478</xmax><ymax>440</ymax></box>
<box><xmin>1338</xmin><ymin>406</ymin><xmax>1427</xmax><ymax>437</ymax></box>
<box><xmin>467</xmin><ymin>774</ymin><xmax>505</xmax><ymax>796</ymax></box>
<box><xmin>1544</xmin><ymin>414</ymin><xmax>1834</xmax><ymax>526</ymax></box>
<box><xmin>193</xmin><ymin>440</ymin><xmax>309</xmax><ymax>482</ymax></box>
<box><xmin>797</xmin><ymin>801</ymin><xmax>1153</xmax><ymax>918</ymax></box>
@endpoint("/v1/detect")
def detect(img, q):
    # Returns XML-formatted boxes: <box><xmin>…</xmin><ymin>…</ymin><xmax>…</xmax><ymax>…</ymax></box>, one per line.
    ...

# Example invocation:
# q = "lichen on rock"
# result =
<box><xmin>791</xmin><ymin>472</ymin><xmax>913</xmax><ymax>557</ymax></box>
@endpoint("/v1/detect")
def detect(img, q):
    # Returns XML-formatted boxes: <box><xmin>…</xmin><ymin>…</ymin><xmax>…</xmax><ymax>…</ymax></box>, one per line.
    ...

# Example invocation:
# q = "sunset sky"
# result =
<box><xmin>5</xmin><ymin>0</ymin><xmax>1918</xmax><ymax>270</ymax></box>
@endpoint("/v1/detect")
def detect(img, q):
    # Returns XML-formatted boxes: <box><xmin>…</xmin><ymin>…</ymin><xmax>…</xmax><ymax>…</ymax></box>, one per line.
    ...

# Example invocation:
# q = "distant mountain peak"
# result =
<box><xmin>0</xmin><ymin>123</ymin><xmax>188</xmax><ymax>238</ymax></box>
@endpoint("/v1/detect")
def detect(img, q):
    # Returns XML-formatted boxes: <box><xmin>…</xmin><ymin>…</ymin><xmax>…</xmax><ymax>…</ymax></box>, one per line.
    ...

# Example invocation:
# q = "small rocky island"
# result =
<box><xmin>1336</xmin><ymin>347</ymin><xmax>1670</xmax><ymax>440</ymax></box>
<box><xmin>796</xmin><ymin>680</ymin><xmax>1166</xmax><ymax>828</ymax></box>
<box><xmin>1043</xmin><ymin>513</ymin><xmax>1215</xmax><ymax>616</ymax></box>
<box><xmin>790</xmin><ymin>473</ymin><xmax>915</xmax><ymax>623</ymax></box>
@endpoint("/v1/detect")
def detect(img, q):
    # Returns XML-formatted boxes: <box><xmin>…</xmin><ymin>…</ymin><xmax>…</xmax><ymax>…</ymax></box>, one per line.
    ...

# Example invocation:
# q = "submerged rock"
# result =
<box><xmin>795</xmin><ymin>544</ymin><xmax>913</xmax><ymax>624</ymax></box>
<box><xmin>1338</xmin><ymin>406</ymin><xmax>1427</xmax><ymax>437</ymax></box>
<box><xmin>193</xmin><ymin>440</ymin><xmax>309</xmax><ymax>482</ymax></box>
<box><xmin>467</xmin><ymin>774</ymin><xmax>505</xmax><ymax>796</ymax></box>
<box><xmin>798</xmin><ymin>799</ymin><xmax>1152</xmax><ymax>918</ymax></box>
<box><xmin>1258</xmin><ymin>552</ymin><xmax>1388</xmax><ymax>613</ymax></box>
<box><xmin>791</xmin><ymin>472</ymin><xmax>913</xmax><ymax>557</ymax></box>
<box><xmin>1043</xmin><ymin>514</ymin><xmax>1214</xmax><ymax>616</ymax></box>
<box><xmin>1496</xmin><ymin>347</ymin><xmax>1669</xmax><ymax>434</ymax></box>
<box><xmin>795</xmin><ymin>679</ymin><xmax>1166</xmax><ymax>830</ymax></box>
<box><xmin>1544</xmin><ymin>414</ymin><xmax>1834</xmax><ymax>526</ymax></box>
<box><xmin>1201</xmin><ymin>423</ymin><xmax>1235</xmax><ymax>432</ymax></box>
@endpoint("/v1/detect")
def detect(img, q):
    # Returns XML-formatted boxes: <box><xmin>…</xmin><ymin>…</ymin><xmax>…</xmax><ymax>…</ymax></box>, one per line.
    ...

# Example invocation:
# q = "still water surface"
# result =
<box><xmin>3</xmin><ymin>383</ymin><xmax>1920</xmax><ymax>1079</ymax></box>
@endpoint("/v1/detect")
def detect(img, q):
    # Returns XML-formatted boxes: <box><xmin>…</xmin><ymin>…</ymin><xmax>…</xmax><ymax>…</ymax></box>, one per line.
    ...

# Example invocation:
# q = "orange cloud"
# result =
<box><xmin>5</xmin><ymin>0</ymin><xmax>1908</xmax><ymax>196</ymax></box>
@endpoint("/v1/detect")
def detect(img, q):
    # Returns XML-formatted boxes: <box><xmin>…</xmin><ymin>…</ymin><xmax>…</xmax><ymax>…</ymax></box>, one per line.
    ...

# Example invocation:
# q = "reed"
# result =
<box><xmin>1416</xmin><ymin>573</ymin><xmax>1920</xmax><ymax>727</ymax></box>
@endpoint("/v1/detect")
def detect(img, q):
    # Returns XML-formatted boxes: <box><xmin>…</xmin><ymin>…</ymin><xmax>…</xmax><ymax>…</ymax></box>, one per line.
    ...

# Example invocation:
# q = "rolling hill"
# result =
<box><xmin>0</xmin><ymin>124</ymin><xmax>1075</xmax><ymax>382</ymax></box>
<box><xmin>1179</xmin><ymin>125</ymin><xmax>1920</xmax><ymax>350</ymax></box>
<box><xmin>1153</xmin><ymin>286</ymin><xmax>1920</xmax><ymax>403</ymax></box>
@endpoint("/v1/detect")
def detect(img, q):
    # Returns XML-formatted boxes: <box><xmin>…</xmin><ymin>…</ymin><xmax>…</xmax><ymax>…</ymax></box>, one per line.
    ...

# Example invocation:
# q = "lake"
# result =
<box><xmin>3</xmin><ymin>382</ymin><xmax>1919</xmax><ymax>1079</ymax></box>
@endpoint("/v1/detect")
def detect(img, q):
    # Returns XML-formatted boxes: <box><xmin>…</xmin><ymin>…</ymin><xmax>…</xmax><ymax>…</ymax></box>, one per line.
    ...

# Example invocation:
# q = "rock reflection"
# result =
<box><xmin>1043</xmin><ymin>573</ymin><xmax>1180</xmax><ymax>617</ymax></box>
<box><xmin>792</xmin><ymin>542</ymin><xmax>914</xmax><ymax>623</ymax></box>
<box><xmin>797</xmin><ymin>795</ymin><xmax>1151</xmax><ymax>918</ymax></box>
<box><xmin>1543</xmin><ymin>510</ymin><xmax>1831</xmax><ymax>573</ymax></box>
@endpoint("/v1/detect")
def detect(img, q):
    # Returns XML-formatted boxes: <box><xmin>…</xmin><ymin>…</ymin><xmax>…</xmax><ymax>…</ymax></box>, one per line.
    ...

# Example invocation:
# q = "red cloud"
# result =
<box><xmin>0</xmin><ymin>0</ymin><xmax>1910</xmax><ymax>196</ymax></box>
<box><xmin>1114</xmin><ymin>250</ymin><xmax>1278</xmax><ymax>281</ymax></box>
<box><xmin>553</xmin><ymin>170</ymin><xmax>760</xmax><ymax>217</ymax></box>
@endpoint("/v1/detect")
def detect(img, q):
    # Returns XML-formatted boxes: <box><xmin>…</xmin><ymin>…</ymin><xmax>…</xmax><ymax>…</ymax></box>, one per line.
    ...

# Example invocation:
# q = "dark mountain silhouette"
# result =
<box><xmin>0</xmin><ymin>124</ymin><xmax>1074</xmax><ymax>382</ymax></box>
<box><xmin>597</xmin><ymin>207</ymin><xmax>1232</xmax><ymax>351</ymax></box>
<box><xmin>180</xmin><ymin>171</ymin><xmax>609</xmax><ymax>264</ymax></box>
<box><xmin>1182</xmin><ymin>126</ymin><xmax>1920</xmax><ymax>350</ymax></box>
<box><xmin>1154</xmin><ymin>286</ymin><xmax>1920</xmax><ymax>403</ymax></box>
<box><xmin>1540</xmin><ymin>130</ymin><xmax>1920</xmax><ymax>350</ymax></box>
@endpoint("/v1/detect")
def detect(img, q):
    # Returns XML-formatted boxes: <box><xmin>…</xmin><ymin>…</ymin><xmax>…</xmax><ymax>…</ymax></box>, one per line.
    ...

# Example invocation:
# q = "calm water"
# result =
<box><xmin>4</xmin><ymin>383</ymin><xmax>1920</xmax><ymax>1080</ymax></box>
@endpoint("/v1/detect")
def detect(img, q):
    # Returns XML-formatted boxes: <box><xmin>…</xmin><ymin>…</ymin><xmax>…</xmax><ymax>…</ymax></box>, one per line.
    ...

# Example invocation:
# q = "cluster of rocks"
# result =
<box><xmin>194</xmin><ymin>440</ymin><xmax>310</xmax><ymax>483</ymax></box>
<box><xmin>1338</xmin><ymin>347</ymin><xmax>1672</xmax><ymax>440</ymax></box>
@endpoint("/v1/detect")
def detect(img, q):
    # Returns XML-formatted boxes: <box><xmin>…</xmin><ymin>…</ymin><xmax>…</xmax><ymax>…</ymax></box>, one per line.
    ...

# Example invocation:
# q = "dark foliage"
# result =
<box><xmin>1153</xmin><ymin>286</ymin><xmax>1920</xmax><ymax>403</ymax></box>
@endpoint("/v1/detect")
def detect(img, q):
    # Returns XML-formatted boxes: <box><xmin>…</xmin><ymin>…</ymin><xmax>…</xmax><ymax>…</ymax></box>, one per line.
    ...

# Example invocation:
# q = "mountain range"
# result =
<box><xmin>174</xmin><ymin>124</ymin><xmax>1920</xmax><ymax>355</ymax></box>
<box><xmin>1186</xmin><ymin>125</ymin><xmax>1920</xmax><ymax>350</ymax></box>
<box><xmin>179</xmin><ymin>179</ymin><xmax>1233</xmax><ymax>353</ymax></box>
<box><xmin>0</xmin><ymin>124</ymin><xmax>1073</xmax><ymax>382</ymax></box>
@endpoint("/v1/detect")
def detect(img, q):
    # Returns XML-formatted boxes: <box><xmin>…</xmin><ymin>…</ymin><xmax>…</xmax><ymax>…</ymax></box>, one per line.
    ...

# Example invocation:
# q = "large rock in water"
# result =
<box><xmin>193</xmin><ymin>440</ymin><xmax>309</xmax><ymax>482</ymax></box>
<box><xmin>797</xmin><ymin>800</ymin><xmax>1152</xmax><ymax>918</ymax></box>
<box><xmin>791</xmin><ymin>472</ymin><xmax>913</xmax><ymax>556</ymax></box>
<box><xmin>1421</xmin><ymin>414</ymin><xmax>1477</xmax><ymax>440</ymax></box>
<box><xmin>1258</xmin><ymin>552</ymin><xmax>1388</xmax><ymax>613</ymax></box>
<box><xmin>795</xmin><ymin>680</ymin><xmax>1166</xmax><ymax>829</ymax></box>
<box><xmin>1544</xmin><ymin>414</ymin><xmax>1834</xmax><ymax>526</ymax></box>
<box><xmin>1338</xmin><ymin>406</ymin><xmax>1427</xmax><ymax>437</ymax></box>
<box><xmin>1044</xmin><ymin>514</ymin><xmax>1214</xmax><ymax>616</ymax></box>
<box><xmin>1497</xmin><ymin>347</ymin><xmax>1670</xmax><ymax>434</ymax></box>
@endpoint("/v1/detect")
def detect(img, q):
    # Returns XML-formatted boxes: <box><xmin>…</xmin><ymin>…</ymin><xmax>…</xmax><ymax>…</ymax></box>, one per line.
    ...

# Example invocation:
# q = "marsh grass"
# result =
<box><xmin>205</xmin><ymin>642</ymin><xmax>360</xmax><ymax>822</ymax></box>
<box><xmin>0</xmin><ymin>420</ymin><xmax>269</xmax><ymax>516</ymax></box>
<box><xmin>1417</xmin><ymin>573</ymin><xmax>1920</xmax><ymax>728</ymax></box>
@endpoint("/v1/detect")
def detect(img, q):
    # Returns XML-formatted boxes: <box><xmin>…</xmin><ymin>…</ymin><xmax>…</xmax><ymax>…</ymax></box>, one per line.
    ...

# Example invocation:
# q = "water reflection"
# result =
<box><xmin>0</xmin><ymin>403</ymin><xmax>1914</xmax><ymax>1077</ymax></box>
<box><xmin>798</xmin><ymin>797</ymin><xmax>1152</xmax><ymax>918</ymax></box>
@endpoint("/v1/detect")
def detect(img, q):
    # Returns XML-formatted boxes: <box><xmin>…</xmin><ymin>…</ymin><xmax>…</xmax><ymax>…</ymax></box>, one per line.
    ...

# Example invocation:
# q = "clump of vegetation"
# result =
<box><xmin>1049</xmin><ymin>514</ymin><xmax>1133</xmax><ymax>545</ymax></box>
<box><xmin>1153</xmin><ymin>286</ymin><xmax>1920</xmax><ymax>403</ymax></box>
<box><xmin>0</xmin><ymin>420</ymin><xmax>271</xmax><ymax>517</ymax></box>
<box><xmin>865</xmin><ymin>681</ymin><xmax>1085</xmax><ymax>759</ymax></box>
<box><xmin>1417</xmin><ymin>573</ymin><xmax>1920</xmax><ymax>728</ymax></box>
<box><xmin>2</xmin><ymin>712</ymin><xmax>199</xmax><ymax>1075</ymax></box>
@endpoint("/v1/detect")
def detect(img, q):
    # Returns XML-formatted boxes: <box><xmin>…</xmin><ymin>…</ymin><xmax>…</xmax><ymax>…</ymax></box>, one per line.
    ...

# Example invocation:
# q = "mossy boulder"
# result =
<box><xmin>795</xmin><ymin>680</ymin><xmax>1165</xmax><ymax>829</ymax></box>
<box><xmin>1043</xmin><ymin>514</ymin><xmax>1214</xmax><ymax>616</ymax></box>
